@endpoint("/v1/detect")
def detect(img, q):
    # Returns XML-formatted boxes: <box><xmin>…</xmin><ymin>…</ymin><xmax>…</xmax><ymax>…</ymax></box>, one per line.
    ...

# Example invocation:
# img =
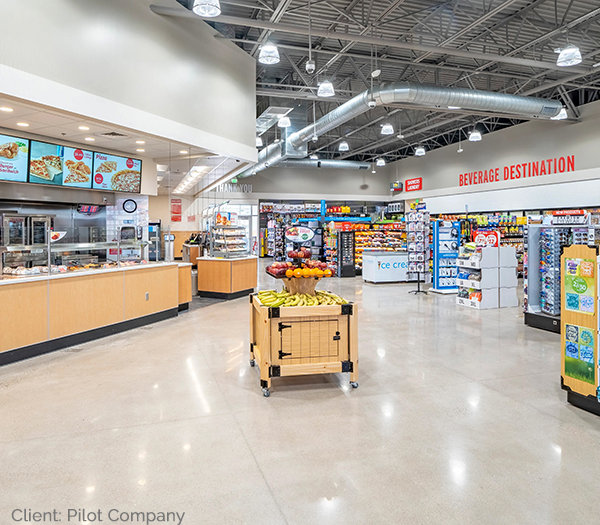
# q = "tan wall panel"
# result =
<box><xmin>198</xmin><ymin>260</ymin><xmax>231</xmax><ymax>293</ymax></box>
<box><xmin>178</xmin><ymin>265</ymin><xmax>193</xmax><ymax>304</ymax></box>
<box><xmin>124</xmin><ymin>266</ymin><xmax>178</xmax><ymax>320</ymax></box>
<box><xmin>173</xmin><ymin>231</ymin><xmax>195</xmax><ymax>259</ymax></box>
<box><xmin>49</xmin><ymin>273</ymin><xmax>124</xmax><ymax>339</ymax></box>
<box><xmin>0</xmin><ymin>281</ymin><xmax>48</xmax><ymax>352</ymax></box>
<box><xmin>231</xmin><ymin>258</ymin><xmax>257</xmax><ymax>292</ymax></box>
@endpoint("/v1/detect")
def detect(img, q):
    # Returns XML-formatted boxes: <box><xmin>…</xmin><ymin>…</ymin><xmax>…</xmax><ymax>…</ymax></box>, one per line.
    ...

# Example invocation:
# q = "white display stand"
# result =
<box><xmin>499</xmin><ymin>246</ymin><xmax>518</xmax><ymax>308</ymax></box>
<box><xmin>456</xmin><ymin>247</ymin><xmax>499</xmax><ymax>310</ymax></box>
<box><xmin>362</xmin><ymin>251</ymin><xmax>409</xmax><ymax>283</ymax></box>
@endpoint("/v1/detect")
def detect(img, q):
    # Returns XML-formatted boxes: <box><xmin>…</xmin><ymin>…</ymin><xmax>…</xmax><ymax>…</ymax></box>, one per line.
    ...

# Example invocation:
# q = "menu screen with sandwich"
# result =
<box><xmin>93</xmin><ymin>153</ymin><xmax>142</xmax><ymax>193</ymax></box>
<box><xmin>0</xmin><ymin>134</ymin><xmax>30</xmax><ymax>182</ymax></box>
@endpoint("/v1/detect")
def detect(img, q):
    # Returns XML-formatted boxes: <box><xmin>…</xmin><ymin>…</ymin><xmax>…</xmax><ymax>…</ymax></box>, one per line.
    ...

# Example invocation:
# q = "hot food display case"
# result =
<box><xmin>1</xmin><ymin>240</ymin><xmax>149</xmax><ymax>278</ymax></box>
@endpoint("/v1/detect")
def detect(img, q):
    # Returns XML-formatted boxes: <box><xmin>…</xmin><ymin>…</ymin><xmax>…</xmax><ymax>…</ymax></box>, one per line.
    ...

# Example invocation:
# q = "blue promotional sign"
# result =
<box><xmin>321</xmin><ymin>199</ymin><xmax>327</xmax><ymax>216</ymax></box>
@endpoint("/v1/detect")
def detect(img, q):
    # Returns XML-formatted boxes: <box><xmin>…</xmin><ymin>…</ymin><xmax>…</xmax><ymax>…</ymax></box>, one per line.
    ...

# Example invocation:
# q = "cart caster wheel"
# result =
<box><xmin>350</xmin><ymin>381</ymin><xmax>359</xmax><ymax>389</ymax></box>
<box><xmin>249</xmin><ymin>359</ymin><xmax>256</xmax><ymax>367</ymax></box>
<box><xmin>262</xmin><ymin>388</ymin><xmax>271</xmax><ymax>397</ymax></box>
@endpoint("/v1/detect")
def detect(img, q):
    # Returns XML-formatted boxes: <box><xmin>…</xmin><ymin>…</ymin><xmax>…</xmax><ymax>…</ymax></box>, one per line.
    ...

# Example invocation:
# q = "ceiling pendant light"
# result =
<box><xmin>256</xmin><ymin>136</ymin><xmax>263</xmax><ymax>147</ymax></box>
<box><xmin>259</xmin><ymin>43</ymin><xmax>280</xmax><ymax>65</ymax></box>
<box><xmin>469</xmin><ymin>129</ymin><xmax>482</xmax><ymax>142</ymax></box>
<box><xmin>555</xmin><ymin>44</ymin><xmax>582</xmax><ymax>67</ymax></box>
<box><xmin>381</xmin><ymin>122</ymin><xmax>394</xmax><ymax>135</ymax></box>
<box><xmin>317</xmin><ymin>80</ymin><xmax>335</xmax><ymax>97</ymax></box>
<box><xmin>457</xmin><ymin>133</ymin><xmax>463</xmax><ymax>153</ymax></box>
<box><xmin>415</xmin><ymin>146</ymin><xmax>426</xmax><ymax>157</ymax></box>
<box><xmin>192</xmin><ymin>0</ymin><xmax>221</xmax><ymax>17</ymax></box>
<box><xmin>310</xmin><ymin>154</ymin><xmax>318</xmax><ymax>160</ymax></box>
<box><xmin>551</xmin><ymin>107</ymin><xmax>568</xmax><ymax>120</ymax></box>
<box><xmin>278</xmin><ymin>116</ymin><xmax>291</xmax><ymax>128</ymax></box>
<box><xmin>376</xmin><ymin>158</ymin><xmax>386</xmax><ymax>167</ymax></box>
<box><xmin>338</xmin><ymin>141</ymin><xmax>349</xmax><ymax>152</ymax></box>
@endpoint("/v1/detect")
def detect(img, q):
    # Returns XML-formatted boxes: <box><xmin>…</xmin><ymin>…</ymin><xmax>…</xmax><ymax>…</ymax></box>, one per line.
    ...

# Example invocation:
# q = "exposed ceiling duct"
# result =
<box><xmin>277</xmin><ymin>159</ymin><xmax>370</xmax><ymax>170</ymax></box>
<box><xmin>236</xmin><ymin>82</ymin><xmax>563</xmax><ymax>180</ymax></box>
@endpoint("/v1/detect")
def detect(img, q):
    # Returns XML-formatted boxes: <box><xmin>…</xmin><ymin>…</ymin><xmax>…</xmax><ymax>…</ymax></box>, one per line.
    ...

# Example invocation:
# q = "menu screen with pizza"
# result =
<box><xmin>92</xmin><ymin>153</ymin><xmax>142</xmax><ymax>193</ymax></box>
<box><xmin>28</xmin><ymin>142</ymin><xmax>94</xmax><ymax>188</ymax></box>
<box><xmin>0</xmin><ymin>134</ymin><xmax>30</xmax><ymax>183</ymax></box>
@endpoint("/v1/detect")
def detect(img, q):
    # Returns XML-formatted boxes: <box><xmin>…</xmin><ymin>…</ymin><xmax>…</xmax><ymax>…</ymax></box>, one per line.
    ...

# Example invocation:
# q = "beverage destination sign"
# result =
<box><xmin>459</xmin><ymin>155</ymin><xmax>575</xmax><ymax>188</ymax></box>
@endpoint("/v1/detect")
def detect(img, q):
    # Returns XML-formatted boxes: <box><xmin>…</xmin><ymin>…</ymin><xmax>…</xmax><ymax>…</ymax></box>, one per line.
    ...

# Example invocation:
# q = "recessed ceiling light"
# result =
<box><xmin>136</xmin><ymin>148</ymin><xmax>145</xmax><ymax>152</ymax></box>
<box><xmin>136</xmin><ymin>140</ymin><xmax>145</xmax><ymax>144</ymax></box>
<box><xmin>17</xmin><ymin>122</ymin><xmax>29</xmax><ymax>127</ymax></box>
<box><xmin>79</xmin><ymin>125</ymin><xmax>90</xmax><ymax>130</ymax></box>
<box><xmin>180</xmin><ymin>150</ymin><xmax>188</xmax><ymax>154</ymax></box>
<box><xmin>0</xmin><ymin>107</ymin><xmax>13</xmax><ymax>112</ymax></box>
<box><xmin>85</xmin><ymin>137</ymin><xmax>95</xmax><ymax>142</ymax></box>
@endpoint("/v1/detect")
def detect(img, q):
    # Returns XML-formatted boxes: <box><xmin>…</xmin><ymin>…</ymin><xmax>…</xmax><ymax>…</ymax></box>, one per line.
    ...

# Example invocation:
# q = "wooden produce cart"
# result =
<box><xmin>249</xmin><ymin>292</ymin><xmax>358</xmax><ymax>397</ymax></box>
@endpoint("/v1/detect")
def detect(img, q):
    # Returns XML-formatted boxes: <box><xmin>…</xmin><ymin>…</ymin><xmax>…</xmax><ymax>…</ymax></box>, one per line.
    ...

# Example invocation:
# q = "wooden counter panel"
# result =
<box><xmin>197</xmin><ymin>259</ymin><xmax>231</xmax><ymax>293</ymax></box>
<box><xmin>124</xmin><ymin>266</ymin><xmax>178</xmax><ymax>320</ymax></box>
<box><xmin>0</xmin><ymin>281</ymin><xmax>48</xmax><ymax>353</ymax></box>
<box><xmin>49</xmin><ymin>273</ymin><xmax>124</xmax><ymax>339</ymax></box>
<box><xmin>178</xmin><ymin>265</ymin><xmax>193</xmax><ymax>304</ymax></box>
<box><xmin>231</xmin><ymin>258</ymin><xmax>258</xmax><ymax>292</ymax></box>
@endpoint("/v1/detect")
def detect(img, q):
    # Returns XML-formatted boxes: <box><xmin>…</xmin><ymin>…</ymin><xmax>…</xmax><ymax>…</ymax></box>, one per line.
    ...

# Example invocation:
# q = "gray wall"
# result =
<box><xmin>387</xmin><ymin>100</ymin><xmax>600</xmax><ymax>198</ymax></box>
<box><xmin>0</xmin><ymin>0</ymin><xmax>256</xmax><ymax>160</ymax></box>
<box><xmin>248</xmin><ymin>165</ymin><xmax>392</xmax><ymax>200</ymax></box>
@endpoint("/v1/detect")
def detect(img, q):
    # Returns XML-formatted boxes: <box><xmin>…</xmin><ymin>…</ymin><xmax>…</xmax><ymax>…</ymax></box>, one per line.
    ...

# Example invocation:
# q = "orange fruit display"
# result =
<box><xmin>293</xmin><ymin>268</ymin><xmax>303</xmax><ymax>278</ymax></box>
<box><xmin>286</xmin><ymin>269</ymin><xmax>294</xmax><ymax>278</ymax></box>
<box><xmin>310</xmin><ymin>268</ymin><xmax>319</xmax><ymax>276</ymax></box>
<box><xmin>302</xmin><ymin>268</ymin><xmax>311</xmax><ymax>278</ymax></box>
<box><xmin>316</xmin><ymin>269</ymin><xmax>324</xmax><ymax>277</ymax></box>
<box><xmin>324</xmin><ymin>269</ymin><xmax>332</xmax><ymax>277</ymax></box>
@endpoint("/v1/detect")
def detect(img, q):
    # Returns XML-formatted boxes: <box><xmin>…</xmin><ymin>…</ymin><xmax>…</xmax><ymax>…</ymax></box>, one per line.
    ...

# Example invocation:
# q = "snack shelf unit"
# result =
<box><xmin>209</xmin><ymin>225</ymin><xmax>249</xmax><ymax>259</ymax></box>
<box><xmin>354</xmin><ymin>227</ymin><xmax>405</xmax><ymax>271</ymax></box>
<box><xmin>249</xmin><ymin>294</ymin><xmax>358</xmax><ymax>397</ymax></box>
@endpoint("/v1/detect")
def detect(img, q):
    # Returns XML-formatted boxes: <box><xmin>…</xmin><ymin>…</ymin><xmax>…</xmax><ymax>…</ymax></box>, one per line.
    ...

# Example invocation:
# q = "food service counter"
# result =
<box><xmin>0</xmin><ymin>262</ymin><xmax>193</xmax><ymax>365</ymax></box>
<box><xmin>197</xmin><ymin>256</ymin><xmax>257</xmax><ymax>299</ymax></box>
<box><xmin>362</xmin><ymin>251</ymin><xmax>409</xmax><ymax>283</ymax></box>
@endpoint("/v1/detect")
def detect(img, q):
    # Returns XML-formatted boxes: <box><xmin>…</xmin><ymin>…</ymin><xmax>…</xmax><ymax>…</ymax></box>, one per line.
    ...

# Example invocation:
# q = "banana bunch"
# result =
<box><xmin>256</xmin><ymin>290</ymin><xmax>348</xmax><ymax>307</ymax></box>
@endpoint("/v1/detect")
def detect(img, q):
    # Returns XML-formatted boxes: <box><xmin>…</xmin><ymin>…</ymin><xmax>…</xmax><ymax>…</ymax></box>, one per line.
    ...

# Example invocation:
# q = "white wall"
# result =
<box><xmin>0</xmin><ymin>0</ymin><xmax>257</xmax><ymax>163</ymax></box>
<box><xmin>387</xmin><ymin>100</ymin><xmax>600</xmax><ymax>209</ymax></box>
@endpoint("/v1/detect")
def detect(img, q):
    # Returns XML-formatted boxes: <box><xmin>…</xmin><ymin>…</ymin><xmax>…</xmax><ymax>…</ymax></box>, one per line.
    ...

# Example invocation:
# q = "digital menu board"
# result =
<box><xmin>93</xmin><ymin>152</ymin><xmax>142</xmax><ymax>193</ymax></box>
<box><xmin>0</xmin><ymin>133</ymin><xmax>29</xmax><ymax>183</ymax></box>
<box><xmin>29</xmin><ymin>141</ymin><xmax>65</xmax><ymax>186</ymax></box>
<box><xmin>63</xmin><ymin>147</ymin><xmax>93</xmax><ymax>189</ymax></box>
<box><xmin>28</xmin><ymin>142</ymin><xmax>94</xmax><ymax>189</ymax></box>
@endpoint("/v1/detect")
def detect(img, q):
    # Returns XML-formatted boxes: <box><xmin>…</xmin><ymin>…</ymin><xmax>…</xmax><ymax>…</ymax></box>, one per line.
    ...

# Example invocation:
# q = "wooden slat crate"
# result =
<box><xmin>249</xmin><ymin>294</ymin><xmax>359</xmax><ymax>396</ymax></box>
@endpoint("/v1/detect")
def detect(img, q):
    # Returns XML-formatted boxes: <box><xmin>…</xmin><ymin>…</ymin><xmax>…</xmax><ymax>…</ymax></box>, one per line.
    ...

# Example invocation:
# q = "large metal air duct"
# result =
<box><xmin>287</xmin><ymin>82</ymin><xmax>563</xmax><ymax>148</ymax></box>
<box><xmin>238</xmin><ymin>82</ymin><xmax>564</xmax><ymax>179</ymax></box>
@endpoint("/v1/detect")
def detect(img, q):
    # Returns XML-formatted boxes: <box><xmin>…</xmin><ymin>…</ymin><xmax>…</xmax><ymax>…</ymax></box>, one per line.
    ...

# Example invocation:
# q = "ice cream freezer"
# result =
<box><xmin>362</xmin><ymin>251</ymin><xmax>409</xmax><ymax>283</ymax></box>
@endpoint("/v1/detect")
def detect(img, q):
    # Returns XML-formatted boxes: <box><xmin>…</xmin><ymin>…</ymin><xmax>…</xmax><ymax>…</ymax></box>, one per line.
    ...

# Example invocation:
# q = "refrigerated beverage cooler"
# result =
<box><xmin>148</xmin><ymin>221</ymin><xmax>161</xmax><ymax>261</ymax></box>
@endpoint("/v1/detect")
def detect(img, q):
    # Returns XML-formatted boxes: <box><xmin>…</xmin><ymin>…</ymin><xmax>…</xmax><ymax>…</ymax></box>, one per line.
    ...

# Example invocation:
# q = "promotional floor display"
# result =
<box><xmin>456</xmin><ymin>245</ymin><xmax>500</xmax><ymax>309</ymax></box>
<box><xmin>256</xmin><ymin>226</ymin><xmax>357</xmax><ymax>397</ymax></box>
<box><xmin>406</xmin><ymin>210</ymin><xmax>431</xmax><ymax>292</ymax></box>
<box><xmin>560</xmin><ymin>244</ymin><xmax>600</xmax><ymax>416</ymax></box>
<box><xmin>431</xmin><ymin>220</ymin><xmax>459</xmax><ymax>294</ymax></box>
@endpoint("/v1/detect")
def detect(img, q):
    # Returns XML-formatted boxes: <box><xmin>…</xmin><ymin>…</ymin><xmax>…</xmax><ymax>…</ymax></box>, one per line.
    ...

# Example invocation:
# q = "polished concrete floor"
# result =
<box><xmin>2</xmin><ymin>270</ymin><xmax>600</xmax><ymax>525</ymax></box>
